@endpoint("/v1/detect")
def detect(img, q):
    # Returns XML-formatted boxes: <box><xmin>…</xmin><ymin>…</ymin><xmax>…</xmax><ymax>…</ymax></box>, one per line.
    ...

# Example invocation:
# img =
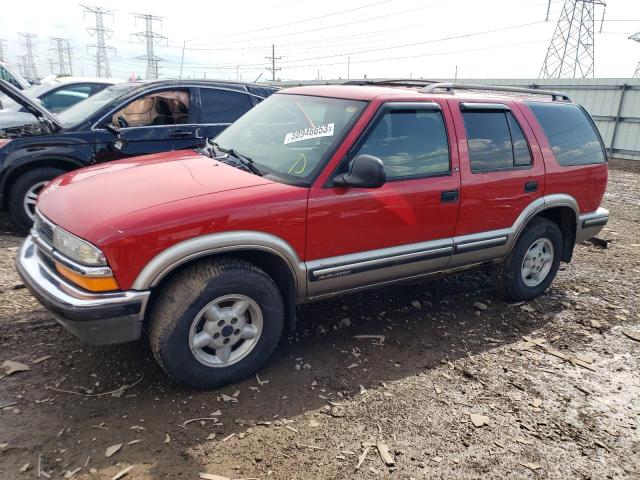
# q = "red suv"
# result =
<box><xmin>17</xmin><ymin>81</ymin><xmax>609</xmax><ymax>388</ymax></box>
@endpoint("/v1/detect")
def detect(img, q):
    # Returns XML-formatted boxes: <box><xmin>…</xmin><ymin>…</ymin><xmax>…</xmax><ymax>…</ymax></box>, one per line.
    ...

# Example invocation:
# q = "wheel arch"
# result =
<box><xmin>134</xmin><ymin>231</ymin><xmax>306</xmax><ymax>330</ymax></box>
<box><xmin>1</xmin><ymin>157</ymin><xmax>83</xmax><ymax>209</ymax></box>
<box><xmin>513</xmin><ymin>194</ymin><xmax>579</xmax><ymax>263</ymax></box>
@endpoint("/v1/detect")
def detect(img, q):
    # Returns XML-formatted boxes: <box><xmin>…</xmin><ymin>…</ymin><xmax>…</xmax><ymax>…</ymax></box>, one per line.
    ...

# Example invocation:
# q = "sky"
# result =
<box><xmin>0</xmin><ymin>0</ymin><xmax>639</xmax><ymax>82</ymax></box>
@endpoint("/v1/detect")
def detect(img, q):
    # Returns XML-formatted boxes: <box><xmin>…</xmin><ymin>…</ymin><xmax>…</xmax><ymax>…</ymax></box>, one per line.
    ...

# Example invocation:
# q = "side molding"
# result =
<box><xmin>131</xmin><ymin>231</ymin><xmax>306</xmax><ymax>299</ymax></box>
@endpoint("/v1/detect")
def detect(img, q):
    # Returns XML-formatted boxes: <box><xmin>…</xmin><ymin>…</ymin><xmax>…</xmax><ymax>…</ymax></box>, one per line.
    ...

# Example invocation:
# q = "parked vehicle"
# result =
<box><xmin>0</xmin><ymin>77</ymin><xmax>123</xmax><ymax>117</ymax></box>
<box><xmin>0</xmin><ymin>61</ymin><xmax>31</xmax><ymax>90</ymax></box>
<box><xmin>0</xmin><ymin>79</ymin><xmax>277</xmax><ymax>230</ymax></box>
<box><xmin>17</xmin><ymin>82</ymin><xmax>609</xmax><ymax>388</ymax></box>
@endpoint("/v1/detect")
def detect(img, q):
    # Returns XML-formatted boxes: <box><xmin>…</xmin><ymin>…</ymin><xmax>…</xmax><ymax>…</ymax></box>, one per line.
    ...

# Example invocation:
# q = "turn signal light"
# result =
<box><xmin>55</xmin><ymin>262</ymin><xmax>120</xmax><ymax>292</ymax></box>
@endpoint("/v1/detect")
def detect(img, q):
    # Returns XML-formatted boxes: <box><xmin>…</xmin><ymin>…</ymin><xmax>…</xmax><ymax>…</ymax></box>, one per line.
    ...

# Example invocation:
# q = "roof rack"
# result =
<box><xmin>343</xmin><ymin>78</ymin><xmax>441</xmax><ymax>88</ymax></box>
<box><xmin>419</xmin><ymin>82</ymin><xmax>572</xmax><ymax>102</ymax></box>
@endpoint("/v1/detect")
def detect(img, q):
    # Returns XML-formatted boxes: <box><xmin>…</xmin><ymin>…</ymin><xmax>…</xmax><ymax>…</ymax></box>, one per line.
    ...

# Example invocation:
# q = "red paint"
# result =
<box><xmin>36</xmin><ymin>87</ymin><xmax>608</xmax><ymax>290</ymax></box>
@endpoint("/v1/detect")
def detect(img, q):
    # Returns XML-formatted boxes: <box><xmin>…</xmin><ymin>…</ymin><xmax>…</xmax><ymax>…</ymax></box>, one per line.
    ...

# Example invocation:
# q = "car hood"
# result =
<box><xmin>37</xmin><ymin>150</ymin><xmax>274</xmax><ymax>240</ymax></box>
<box><xmin>0</xmin><ymin>79</ymin><xmax>61</xmax><ymax>130</ymax></box>
<box><xmin>0</xmin><ymin>111</ymin><xmax>37</xmax><ymax>129</ymax></box>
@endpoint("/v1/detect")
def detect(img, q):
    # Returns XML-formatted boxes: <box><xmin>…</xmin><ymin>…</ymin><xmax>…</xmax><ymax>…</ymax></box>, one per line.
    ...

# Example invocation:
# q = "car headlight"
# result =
<box><xmin>53</xmin><ymin>227</ymin><xmax>107</xmax><ymax>266</ymax></box>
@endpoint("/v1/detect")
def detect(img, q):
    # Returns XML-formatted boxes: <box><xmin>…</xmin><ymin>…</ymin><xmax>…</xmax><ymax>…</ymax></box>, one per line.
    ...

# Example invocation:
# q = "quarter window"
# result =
<box><xmin>352</xmin><ymin>109</ymin><xmax>450</xmax><ymax>180</ymax></box>
<box><xmin>527</xmin><ymin>102</ymin><xmax>606</xmax><ymax>166</ymax></box>
<box><xmin>462</xmin><ymin>110</ymin><xmax>532</xmax><ymax>172</ymax></box>
<box><xmin>200</xmin><ymin>88</ymin><xmax>254</xmax><ymax>124</ymax></box>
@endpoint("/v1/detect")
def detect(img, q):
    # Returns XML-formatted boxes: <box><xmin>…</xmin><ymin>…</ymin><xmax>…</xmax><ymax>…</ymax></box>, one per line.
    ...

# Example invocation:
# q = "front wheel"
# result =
<box><xmin>149</xmin><ymin>258</ymin><xmax>285</xmax><ymax>389</ymax></box>
<box><xmin>495</xmin><ymin>218</ymin><xmax>563</xmax><ymax>301</ymax></box>
<box><xmin>9</xmin><ymin>167</ymin><xmax>65</xmax><ymax>232</ymax></box>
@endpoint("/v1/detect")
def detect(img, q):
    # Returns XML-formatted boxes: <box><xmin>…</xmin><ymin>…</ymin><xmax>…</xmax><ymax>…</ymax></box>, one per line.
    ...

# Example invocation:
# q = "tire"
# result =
<box><xmin>149</xmin><ymin>257</ymin><xmax>285</xmax><ymax>389</ymax></box>
<box><xmin>495</xmin><ymin>218</ymin><xmax>563</xmax><ymax>301</ymax></box>
<box><xmin>9</xmin><ymin>167</ymin><xmax>65</xmax><ymax>232</ymax></box>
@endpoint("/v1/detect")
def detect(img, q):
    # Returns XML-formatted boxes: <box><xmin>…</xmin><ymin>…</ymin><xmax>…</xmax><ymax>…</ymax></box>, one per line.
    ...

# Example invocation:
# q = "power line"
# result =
<box><xmin>189</xmin><ymin>0</ymin><xmax>392</xmax><ymax>42</ymax></box>
<box><xmin>131</xmin><ymin>13</ymin><xmax>166</xmax><ymax>80</ymax></box>
<box><xmin>18</xmin><ymin>33</ymin><xmax>38</xmax><ymax>80</ymax></box>
<box><xmin>265</xmin><ymin>44</ymin><xmax>282</xmax><ymax>82</ymax></box>
<box><xmin>50</xmin><ymin>37</ymin><xmax>73</xmax><ymax>76</ymax></box>
<box><xmin>540</xmin><ymin>0</ymin><xmax>607</xmax><ymax>78</ymax></box>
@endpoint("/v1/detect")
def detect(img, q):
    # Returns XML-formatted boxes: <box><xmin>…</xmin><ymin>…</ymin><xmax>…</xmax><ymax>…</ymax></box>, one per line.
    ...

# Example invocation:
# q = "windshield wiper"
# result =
<box><xmin>211</xmin><ymin>142</ymin><xmax>263</xmax><ymax>177</ymax></box>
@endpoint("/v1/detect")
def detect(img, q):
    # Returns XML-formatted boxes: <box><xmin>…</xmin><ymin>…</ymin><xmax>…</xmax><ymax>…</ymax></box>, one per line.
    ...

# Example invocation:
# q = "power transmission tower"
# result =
<box><xmin>50</xmin><ymin>38</ymin><xmax>73</xmax><ymax>76</ymax></box>
<box><xmin>540</xmin><ymin>0</ymin><xmax>606</xmax><ymax>78</ymax></box>
<box><xmin>0</xmin><ymin>39</ymin><xmax>6</xmax><ymax>62</ymax></box>
<box><xmin>131</xmin><ymin>13</ymin><xmax>166</xmax><ymax>80</ymax></box>
<box><xmin>18</xmin><ymin>33</ymin><xmax>39</xmax><ymax>80</ymax></box>
<box><xmin>630</xmin><ymin>32</ymin><xmax>640</xmax><ymax>78</ymax></box>
<box><xmin>266</xmin><ymin>44</ymin><xmax>281</xmax><ymax>83</ymax></box>
<box><xmin>82</xmin><ymin>4</ymin><xmax>115</xmax><ymax>78</ymax></box>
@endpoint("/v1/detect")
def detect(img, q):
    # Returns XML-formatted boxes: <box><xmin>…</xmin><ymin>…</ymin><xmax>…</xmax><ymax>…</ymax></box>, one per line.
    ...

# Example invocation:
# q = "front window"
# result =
<box><xmin>57</xmin><ymin>83</ymin><xmax>139</xmax><ymax>126</ymax></box>
<box><xmin>212</xmin><ymin>93</ymin><xmax>367</xmax><ymax>184</ymax></box>
<box><xmin>108</xmin><ymin>90</ymin><xmax>190</xmax><ymax>127</ymax></box>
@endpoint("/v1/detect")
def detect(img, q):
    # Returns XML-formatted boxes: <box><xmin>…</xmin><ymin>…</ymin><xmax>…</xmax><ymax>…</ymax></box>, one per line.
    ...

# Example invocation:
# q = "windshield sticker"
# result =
<box><xmin>284</xmin><ymin>123</ymin><xmax>335</xmax><ymax>145</ymax></box>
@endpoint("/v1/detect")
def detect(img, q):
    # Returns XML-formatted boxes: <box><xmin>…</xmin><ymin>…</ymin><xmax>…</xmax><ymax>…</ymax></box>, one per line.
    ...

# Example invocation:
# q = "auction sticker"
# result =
<box><xmin>284</xmin><ymin>123</ymin><xmax>335</xmax><ymax>145</ymax></box>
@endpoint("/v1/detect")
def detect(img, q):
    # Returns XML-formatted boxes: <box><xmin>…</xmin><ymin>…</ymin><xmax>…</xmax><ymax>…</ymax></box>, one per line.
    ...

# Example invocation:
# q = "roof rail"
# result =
<box><xmin>343</xmin><ymin>79</ymin><xmax>441</xmax><ymax>88</ymax></box>
<box><xmin>419</xmin><ymin>82</ymin><xmax>572</xmax><ymax>102</ymax></box>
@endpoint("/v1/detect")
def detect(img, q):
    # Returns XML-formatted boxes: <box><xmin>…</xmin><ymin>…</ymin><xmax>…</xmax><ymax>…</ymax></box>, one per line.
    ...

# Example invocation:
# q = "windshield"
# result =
<box><xmin>57</xmin><ymin>82</ymin><xmax>138</xmax><ymax>126</ymax></box>
<box><xmin>212</xmin><ymin>93</ymin><xmax>366</xmax><ymax>184</ymax></box>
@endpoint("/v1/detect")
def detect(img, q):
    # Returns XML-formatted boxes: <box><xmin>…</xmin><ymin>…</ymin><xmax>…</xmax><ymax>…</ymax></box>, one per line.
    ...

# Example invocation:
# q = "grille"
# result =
<box><xmin>34</xmin><ymin>211</ymin><xmax>55</xmax><ymax>247</ymax></box>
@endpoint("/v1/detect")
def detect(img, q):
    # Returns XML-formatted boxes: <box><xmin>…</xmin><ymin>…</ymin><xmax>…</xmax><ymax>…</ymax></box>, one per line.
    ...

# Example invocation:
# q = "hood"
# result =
<box><xmin>0</xmin><ymin>79</ymin><xmax>62</xmax><ymax>130</ymax></box>
<box><xmin>37</xmin><ymin>150</ymin><xmax>273</xmax><ymax>238</ymax></box>
<box><xmin>0</xmin><ymin>111</ymin><xmax>38</xmax><ymax>129</ymax></box>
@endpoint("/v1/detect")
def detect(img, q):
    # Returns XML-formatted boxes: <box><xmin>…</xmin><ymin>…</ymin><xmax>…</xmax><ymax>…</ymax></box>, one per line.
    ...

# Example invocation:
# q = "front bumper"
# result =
<box><xmin>576</xmin><ymin>207</ymin><xmax>609</xmax><ymax>243</ymax></box>
<box><xmin>16</xmin><ymin>236</ymin><xmax>150</xmax><ymax>345</ymax></box>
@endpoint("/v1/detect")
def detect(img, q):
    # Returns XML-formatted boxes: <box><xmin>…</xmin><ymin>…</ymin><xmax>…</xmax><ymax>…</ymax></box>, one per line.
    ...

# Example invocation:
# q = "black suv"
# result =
<box><xmin>0</xmin><ymin>79</ymin><xmax>277</xmax><ymax>230</ymax></box>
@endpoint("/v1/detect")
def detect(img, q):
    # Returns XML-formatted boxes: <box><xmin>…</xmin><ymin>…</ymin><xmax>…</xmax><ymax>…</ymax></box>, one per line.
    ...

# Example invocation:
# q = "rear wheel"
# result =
<box><xmin>495</xmin><ymin>218</ymin><xmax>563</xmax><ymax>301</ymax></box>
<box><xmin>9</xmin><ymin>167</ymin><xmax>64</xmax><ymax>231</ymax></box>
<box><xmin>149</xmin><ymin>258</ymin><xmax>285</xmax><ymax>389</ymax></box>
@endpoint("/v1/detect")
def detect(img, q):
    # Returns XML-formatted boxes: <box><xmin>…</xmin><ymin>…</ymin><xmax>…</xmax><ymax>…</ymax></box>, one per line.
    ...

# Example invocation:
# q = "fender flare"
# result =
<box><xmin>131</xmin><ymin>230</ymin><xmax>307</xmax><ymax>300</ymax></box>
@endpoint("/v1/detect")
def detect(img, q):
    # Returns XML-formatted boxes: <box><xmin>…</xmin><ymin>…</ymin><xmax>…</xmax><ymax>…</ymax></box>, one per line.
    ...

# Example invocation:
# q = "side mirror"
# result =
<box><xmin>333</xmin><ymin>154</ymin><xmax>386</xmax><ymax>188</ymax></box>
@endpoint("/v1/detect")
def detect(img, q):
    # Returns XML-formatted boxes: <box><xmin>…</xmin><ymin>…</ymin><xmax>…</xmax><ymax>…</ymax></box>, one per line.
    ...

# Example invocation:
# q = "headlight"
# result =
<box><xmin>53</xmin><ymin>227</ymin><xmax>107</xmax><ymax>266</ymax></box>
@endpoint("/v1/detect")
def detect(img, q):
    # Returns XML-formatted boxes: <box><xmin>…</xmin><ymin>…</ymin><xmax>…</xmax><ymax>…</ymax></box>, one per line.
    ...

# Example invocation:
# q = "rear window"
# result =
<box><xmin>527</xmin><ymin>102</ymin><xmax>606</xmax><ymax>166</ymax></box>
<box><xmin>200</xmin><ymin>88</ymin><xmax>254</xmax><ymax>124</ymax></box>
<box><xmin>462</xmin><ymin>110</ymin><xmax>532</xmax><ymax>172</ymax></box>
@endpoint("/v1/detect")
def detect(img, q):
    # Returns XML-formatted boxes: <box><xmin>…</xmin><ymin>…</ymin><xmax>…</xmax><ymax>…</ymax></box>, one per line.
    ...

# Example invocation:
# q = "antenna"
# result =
<box><xmin>540</xmin><ymin>0</ymin><xmax>607</xmax><ymax>78</ymax></box>
<box><xmin>82</xmin><ymin>4</ymin><xmax>115</xmax><ymax>78</ymax></box>
<box><xmin>131</xmin><ymin>13</ymin><xmax>166</xmax><ymax>80</ymax></box>
<box><xmin>18</xmin><ymin>33</ymin><xmax>38</xmax><ymax>80</ymax></box>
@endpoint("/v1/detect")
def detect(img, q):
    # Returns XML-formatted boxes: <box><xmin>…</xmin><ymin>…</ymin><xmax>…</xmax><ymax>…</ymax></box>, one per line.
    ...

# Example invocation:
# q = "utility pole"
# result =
<box><xmin>82</xmin><ymin>4</ymin><xmax>115</xmax><ymax>78</ymax></box>
<box><xmin>540</xmin><ymin>0</ymin><xmax>606</xmax><ymax>78</ymax></box>
<box><xmin>630</xmin><ymin>32</ymin><xmax>640</xmax><ymax>78</ymax></box>
<box><xmin>347</xmin><ymin>56</ymin><xmax>351</xmax><ymax>80</ymax></box>
<box><xmin>132</xmin><ymin>13</ymin><xmax>166</xmax><ymax>80</ymax></box>
<box><xmin>50</xmin><ymin>38</ymin><xmax>73</xmax><ymax>76</ymax></box>
<box><xmin>18</xmin><ymin>33</ymin><xmax>38</xmax><ymax>80</ymax></box>
<box><xmin>0</xmin><ymin>39</ymin><xmax>6</xmax><ymax>62</ymax></box>
<box><xmin>265</xmin><ymin>44</ymin><xmax>281</xmax><ymax>83</ymax></box>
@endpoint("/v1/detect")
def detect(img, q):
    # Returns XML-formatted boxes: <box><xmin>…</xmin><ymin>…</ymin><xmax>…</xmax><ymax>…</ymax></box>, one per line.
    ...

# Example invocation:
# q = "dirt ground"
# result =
<box><xmin>0</xmin><ymin>165</ymin><xmax>639</xmax><ymax>480</ymax></box>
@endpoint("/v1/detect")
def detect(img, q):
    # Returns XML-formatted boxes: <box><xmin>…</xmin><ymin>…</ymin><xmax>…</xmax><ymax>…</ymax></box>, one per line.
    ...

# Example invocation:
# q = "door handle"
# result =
<box><xmin>440</xmin><ymin>190</ymin><xmax>459</xmax><ymax>203</ymax></box>
<box><xmin>524</xmin><ymin>181</ymin><xmax>538</xmax><ymax>193</ymax></box>
<box><xmin>170</xmin><ymin>130</ymin><xmax>194</xmax><ymax>138</ymax></box>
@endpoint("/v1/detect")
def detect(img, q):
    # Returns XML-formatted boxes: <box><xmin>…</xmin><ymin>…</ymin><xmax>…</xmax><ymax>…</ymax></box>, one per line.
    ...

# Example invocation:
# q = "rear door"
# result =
<box><xmin>449</xmin><ymin>99</ymin><xmax>545</xmax><ymax>267</ymax></box>
<box><xmin>193</xmin><ymin>87</ymin><xmax>257</xmax><ymax>145</ymax></box>
<box><xmin>306</xmin><ymin>100</ymin><xmax>461</xmax><ymax>298</ymax></box>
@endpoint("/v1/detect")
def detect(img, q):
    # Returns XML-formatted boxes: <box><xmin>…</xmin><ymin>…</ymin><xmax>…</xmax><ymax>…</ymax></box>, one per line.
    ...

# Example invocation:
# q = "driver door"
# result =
<box><xmin>93</xmin><ymin>88</ymin><xmax>193</xmax><ymax>163</ymax></box>
<box><xmin>305</xmin><ymin>101</ymin><xmax>461</xmax><ymax>298</ymax></box>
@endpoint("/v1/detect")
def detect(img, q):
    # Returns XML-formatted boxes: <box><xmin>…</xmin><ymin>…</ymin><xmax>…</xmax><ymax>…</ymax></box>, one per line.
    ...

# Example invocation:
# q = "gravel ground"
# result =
<box><xmin>0</xmin><ymin>165</ymin><xmax>639</xmax><ymax>480</ymax></box>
